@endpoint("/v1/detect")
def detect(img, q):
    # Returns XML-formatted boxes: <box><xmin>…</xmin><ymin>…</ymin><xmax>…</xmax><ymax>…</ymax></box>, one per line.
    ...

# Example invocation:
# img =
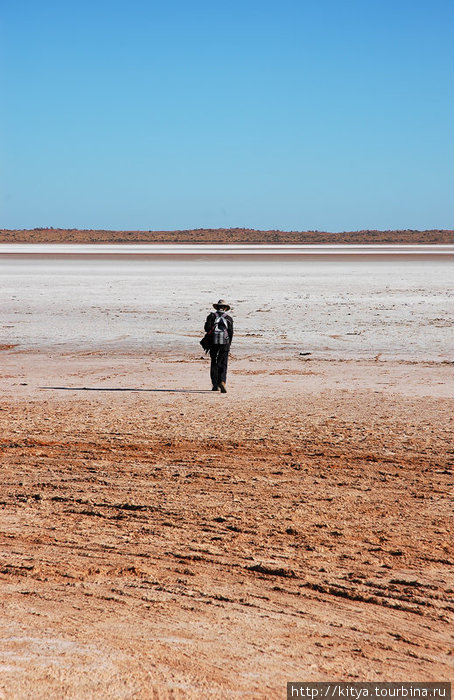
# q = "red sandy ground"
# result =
<box><xmin>0</xmin><ymin>228</ymin><xmax>453</xmax><ymax>244</ymax></box>
<box><xmin>0</xmin><ymin>351</ymin><xmax>453</xmax><ymax>698</ymax></box>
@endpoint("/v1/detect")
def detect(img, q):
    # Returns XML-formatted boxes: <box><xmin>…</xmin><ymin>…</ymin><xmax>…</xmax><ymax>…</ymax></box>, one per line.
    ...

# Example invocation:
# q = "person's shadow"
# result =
<box><xmin>39</xmin><ymin>386</ymin><xmax>212</xmax><ymax>394</ymax></box>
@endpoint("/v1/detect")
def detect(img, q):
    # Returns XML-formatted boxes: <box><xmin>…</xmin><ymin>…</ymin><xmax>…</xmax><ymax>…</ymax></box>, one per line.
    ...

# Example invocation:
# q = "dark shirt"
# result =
<box><xmin>205</xmin><ymin>312</ymin><xmax>234</xmax><ymax>344</ymax></box>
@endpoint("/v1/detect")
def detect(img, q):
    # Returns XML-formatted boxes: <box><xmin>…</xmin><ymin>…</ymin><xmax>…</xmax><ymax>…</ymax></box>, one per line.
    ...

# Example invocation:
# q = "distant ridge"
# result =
<box><xmin>0</xmin><ymin>228</ymin><xmax>452</xmax><ymax>244</ymax></box>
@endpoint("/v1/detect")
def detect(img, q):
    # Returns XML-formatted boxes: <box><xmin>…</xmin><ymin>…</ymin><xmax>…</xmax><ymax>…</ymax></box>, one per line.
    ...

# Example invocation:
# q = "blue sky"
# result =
<box><xmin>1</xmin><ymin>0</ymin><xmax>453</xmax><ymax>231</ymax></box>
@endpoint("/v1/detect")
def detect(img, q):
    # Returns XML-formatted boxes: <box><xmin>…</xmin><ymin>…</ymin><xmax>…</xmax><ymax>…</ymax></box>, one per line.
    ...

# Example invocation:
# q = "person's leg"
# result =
<box><xmin>218</xmin><ymin>345</ymin><xmax>229</xmax><ymax>391</ymax></box>
<box><xmin>209</xmin><ymin>346</ymin><xmax>219</xmax><ymax>389</ymax></box>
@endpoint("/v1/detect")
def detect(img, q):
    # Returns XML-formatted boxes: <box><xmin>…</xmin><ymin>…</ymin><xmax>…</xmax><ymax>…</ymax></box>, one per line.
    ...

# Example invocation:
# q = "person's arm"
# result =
<box><xmin>228</xmin><ymin>315</ymin><xmax>233</xmax><ymax>343</ymax></box>
<box><xmin>204</xmin><ymin>313</ymin><xmax>215</xmax><ymax>333</ymax></box>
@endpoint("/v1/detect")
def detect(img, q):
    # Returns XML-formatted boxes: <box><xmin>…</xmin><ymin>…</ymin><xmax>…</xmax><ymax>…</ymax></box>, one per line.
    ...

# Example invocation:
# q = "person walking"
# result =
<box><xmin>204</xmin><ymin>299</ymin><xmax>233</xmax><ymax>392</ymax></box>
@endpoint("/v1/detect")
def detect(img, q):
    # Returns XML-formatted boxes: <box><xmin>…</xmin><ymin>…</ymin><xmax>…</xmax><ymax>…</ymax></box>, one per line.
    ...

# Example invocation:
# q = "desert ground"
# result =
<box><xmin>0</xmin><ymin>348</ymin><xmax>453</xmax><ymax>698</ymax></box>
<box><xmin>1</xmin><ymin>246</ymin><xmax>453</xmax><ymax>697</ymax></box>
<box><xmin>0</xmin><ymin>228</ymin><xmax>453</xmax><ymax>245</ymax></box>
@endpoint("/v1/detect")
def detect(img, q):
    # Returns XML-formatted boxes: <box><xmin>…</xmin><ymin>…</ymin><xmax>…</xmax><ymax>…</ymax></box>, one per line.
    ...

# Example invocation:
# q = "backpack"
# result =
<box><xmin>212</xmin><ymin>312</ymin><xmax>229</xmax><ymax>345</ymax></box>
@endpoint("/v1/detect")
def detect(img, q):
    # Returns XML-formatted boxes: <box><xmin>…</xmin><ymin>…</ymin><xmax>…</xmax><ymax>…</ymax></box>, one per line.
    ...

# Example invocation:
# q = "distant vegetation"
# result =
<box><xmin>0</xmin><ymin>228</ymin><xmax>452</xmax><ymax>244</ymax></box>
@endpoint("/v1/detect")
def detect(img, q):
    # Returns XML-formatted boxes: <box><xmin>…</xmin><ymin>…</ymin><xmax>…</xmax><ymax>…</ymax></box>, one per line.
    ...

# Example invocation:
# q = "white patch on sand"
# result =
<box><xmin>0</xmin><ymin>245</ymin><xmax>452</xmax><ymax>360</ymax></box>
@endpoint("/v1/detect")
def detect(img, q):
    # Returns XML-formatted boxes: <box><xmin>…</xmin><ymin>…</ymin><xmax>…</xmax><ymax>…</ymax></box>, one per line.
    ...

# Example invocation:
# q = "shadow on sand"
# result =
<box><xmin>39</xmin><ymin>386</ymin><xmax>212</xmax><ymax>394</ymax></box>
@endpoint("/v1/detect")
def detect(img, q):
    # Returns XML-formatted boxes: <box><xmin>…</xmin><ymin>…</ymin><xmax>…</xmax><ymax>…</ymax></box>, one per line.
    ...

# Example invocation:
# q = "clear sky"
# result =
<box><xmin>1</xmin><ymin>0</ymin><xmax>453</xmax><ymax>231</ymax></box>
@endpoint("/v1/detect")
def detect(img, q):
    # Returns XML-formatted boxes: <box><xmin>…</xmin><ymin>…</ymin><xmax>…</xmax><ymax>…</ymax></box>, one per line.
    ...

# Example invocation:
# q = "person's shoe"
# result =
<box><xmin>219</xmin><ymin>382</ymin><xmax>227</xmax><ymax>393</ymax></box>
<box><xmin>212</xmin><ymin>385</ymin><xmax>219</xmax><ymax>391</ymax></box>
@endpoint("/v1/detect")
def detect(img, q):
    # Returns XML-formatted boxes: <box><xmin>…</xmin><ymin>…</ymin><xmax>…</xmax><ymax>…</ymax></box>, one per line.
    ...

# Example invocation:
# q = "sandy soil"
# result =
<box><xmin>0</xmin><ymin>349</ymin><xmax>453</xmax><ymax>698</ymax></box>
<box><xmin>1</xmin><ymin>228</ymin><xmax>453</xmax><ymax>244</ymax></box>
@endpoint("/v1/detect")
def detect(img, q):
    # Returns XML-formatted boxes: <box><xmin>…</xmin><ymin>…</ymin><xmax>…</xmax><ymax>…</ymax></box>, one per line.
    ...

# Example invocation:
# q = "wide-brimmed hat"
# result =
<box><xmin>213</xmin><ymin>299</ymin><xmax>231</xmax><ymax>311</ymax></box>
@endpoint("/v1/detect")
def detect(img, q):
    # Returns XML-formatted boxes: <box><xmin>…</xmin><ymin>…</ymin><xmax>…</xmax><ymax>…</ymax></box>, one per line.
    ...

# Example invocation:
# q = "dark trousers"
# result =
<box><xmin>209</xmin><ymin>344</ymin><xmax>230</xmax><ymax>387</ymax></box>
